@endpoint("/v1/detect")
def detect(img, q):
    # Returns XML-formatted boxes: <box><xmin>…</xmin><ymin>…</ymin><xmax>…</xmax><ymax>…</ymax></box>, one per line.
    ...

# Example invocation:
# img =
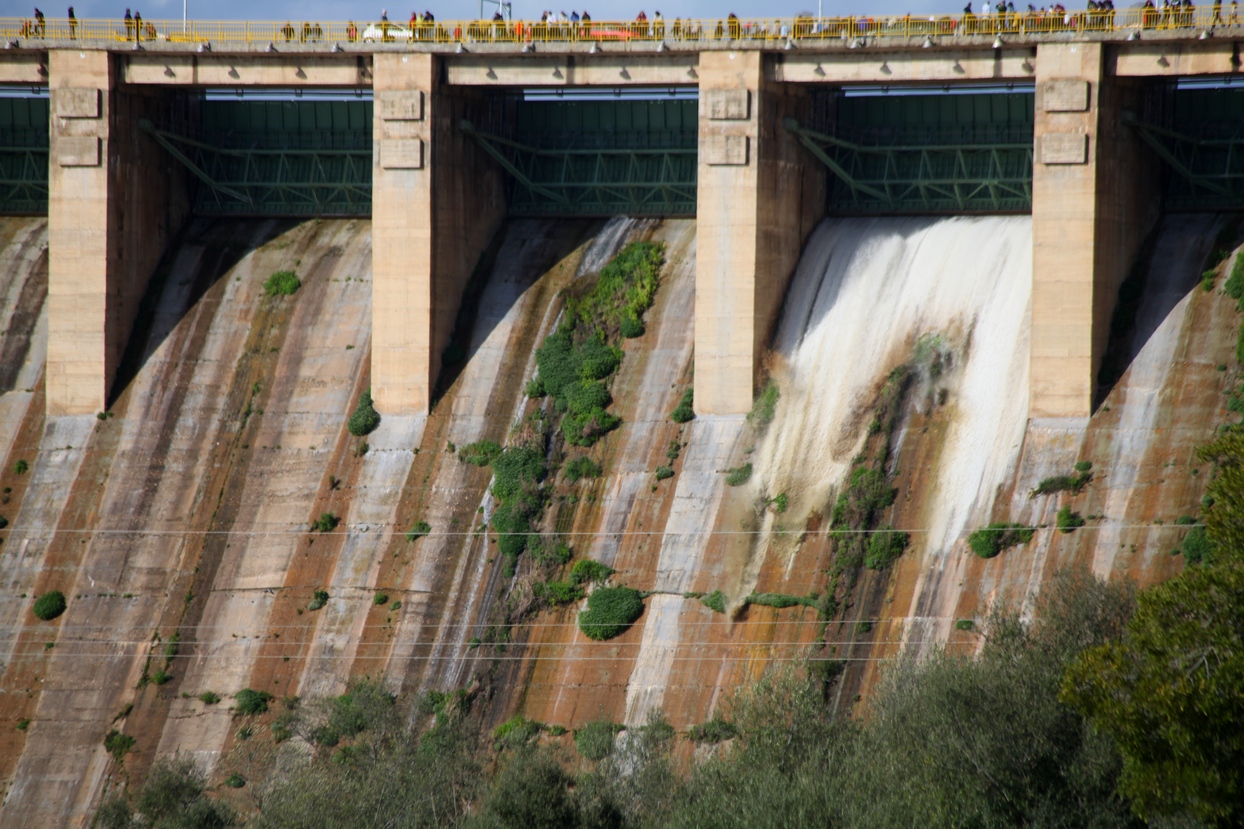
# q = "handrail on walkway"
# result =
<box><xmin>0</xmin><ymin>8</ymin><xmax>1237</xmax><ymax>47</ymax></box>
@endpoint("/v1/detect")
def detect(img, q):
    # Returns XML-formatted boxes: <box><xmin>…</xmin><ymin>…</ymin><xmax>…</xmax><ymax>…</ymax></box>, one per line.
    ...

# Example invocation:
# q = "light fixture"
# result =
<box><xmin>456</xmin><ymin>42</ymin><xmax>467</xmax><ymax>53</ymax></box>
<box><xmin>1199</xmin><ymin>29</ymin><xmax>1212</xmax><ymax>39</ymax></box>
<box><xmin>267</xmin><ymin>42</ymin><xmax>277</xmax><ymax>52</ymax></box>
<box><xmin>198</xmin><ymin>41</ymin><xmax>210</xmax><ymax>52</ymax></box>
<box><xmin>657</xmin><ymin>40</ymin><xmax>668</xmax><ymax>51</ymax></box>
<box><xmin>522</xmin><ymin>42</ymin><xmax>534</xmax><ymax>52</ymax></box>
<box><xmin>993</xmin><ymin>34</ymin><xmax>1003</xmax><ymax>48</ymax></box>
<box><xmin>784</xmin><ymin>39</ymin><xmax>795</xmax><ymax>50</ymax></box>
<box><xmin>1126</xmin><ymin>30</ymin><xmax>1139</xmax><ymax>41</ymax></box>
<box><xmin>923</xmin><ymin>35</ymin><xmax>933</xmax><ymax>48</ymax></box>
<box><xmin>849</xmin><ymin>38</ymin><xmax>862</xmax><ymax>48</ymax></box>
<box><xmin>590</xmin><ymin>41</ymin><xmax>600</xmax><ymax>53</ymax></box>
<box><xmin>132</xmin><ymin>42</ymin><xmax>143</xmax><ymax>50</ymax></box>
<box><xmin>333</xmin><ymin>42</ymin><xmax>344</xmax><ymax>52</ymax></box>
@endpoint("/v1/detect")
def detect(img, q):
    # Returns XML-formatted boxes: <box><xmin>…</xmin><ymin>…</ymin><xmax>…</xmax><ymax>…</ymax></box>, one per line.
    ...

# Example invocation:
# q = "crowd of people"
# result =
<box><xmin>6</xmin><ymin>1</ymin><xmax>1242</xmax><ymax>44</ymax></box>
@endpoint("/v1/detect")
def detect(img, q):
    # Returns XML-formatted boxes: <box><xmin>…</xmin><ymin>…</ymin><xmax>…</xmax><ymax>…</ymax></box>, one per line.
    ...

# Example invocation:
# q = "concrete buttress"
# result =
<box><xmin>46</xmin><ymin>50</ymin><xmax>191</xmax><ymax>416</ymax></box>
<box><xmin>695</xmin><ymin>52</ymin><xmax>824</xmax><ymax>416</ymax></box>
<box><xmin>371</xmin><ymin>53</ymin><xmax>507</xmax><ymax>415</ymax></box>
<box><xmin>1030</xmin><ymin>42</ymin><xmax>1159</xmax><ymax>418</ymax></box>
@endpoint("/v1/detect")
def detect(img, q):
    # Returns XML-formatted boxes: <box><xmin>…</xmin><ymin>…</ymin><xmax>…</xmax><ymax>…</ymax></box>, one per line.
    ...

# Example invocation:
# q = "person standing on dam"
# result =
<box><xmin>67</xmin><ymin>5</ymin><xmax>76</xmax><ymax>37</ymax></box>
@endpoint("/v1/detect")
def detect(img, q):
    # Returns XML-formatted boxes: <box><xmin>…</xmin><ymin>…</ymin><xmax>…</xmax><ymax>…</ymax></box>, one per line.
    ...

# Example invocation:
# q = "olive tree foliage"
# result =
<box><xmin>1063</xmin><ymin>562</ymin><xmax>1244</xmax><ymax>827</ymax></box>
<box><xmin>92</xmin><ymin>756</ymin><xmax>236</xmax><ymax>829</ymax></box>
<box><xmin>662</xmin><ymin>569</ymin><xmax>1141</xmax><ymax>829</ymax></box>
<box><xmin>251</xmin><ymin>682</ymin><xmax>482</xmax><ymax>829</ymax></box>
<box><xmin>839</xmin><ymin>570</ymin><xmax>1139</xmax><ymax>829</ymax></box>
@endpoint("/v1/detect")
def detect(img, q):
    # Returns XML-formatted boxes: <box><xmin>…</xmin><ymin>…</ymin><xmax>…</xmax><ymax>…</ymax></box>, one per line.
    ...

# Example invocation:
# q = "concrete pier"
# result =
<box><xmin>45</xmin><ymin>51</ymin><xmax>190</xmax><ymax>416</ymax></box>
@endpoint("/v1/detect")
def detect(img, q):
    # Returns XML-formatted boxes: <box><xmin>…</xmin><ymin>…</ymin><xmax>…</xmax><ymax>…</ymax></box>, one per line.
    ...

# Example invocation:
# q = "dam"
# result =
<box><xmin>0</xmin><ymin>12</ymin><xmax>1241</xmax><ymax>826</ymax></box>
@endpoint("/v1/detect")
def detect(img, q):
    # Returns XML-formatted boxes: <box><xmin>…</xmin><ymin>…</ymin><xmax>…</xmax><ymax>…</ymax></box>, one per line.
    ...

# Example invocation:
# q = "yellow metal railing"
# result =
<box><xmin>0</xmin><ymin>9</ymin><xmax>1236</xmax><ymax>46</ymax></box>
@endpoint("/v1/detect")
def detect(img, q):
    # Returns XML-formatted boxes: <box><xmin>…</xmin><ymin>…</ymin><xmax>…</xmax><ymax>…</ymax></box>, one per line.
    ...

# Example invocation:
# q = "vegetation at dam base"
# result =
<box><xmin>90</xmin><ymin>562</ymin><xmax>1244</xmax><ymax>829</ymax></box>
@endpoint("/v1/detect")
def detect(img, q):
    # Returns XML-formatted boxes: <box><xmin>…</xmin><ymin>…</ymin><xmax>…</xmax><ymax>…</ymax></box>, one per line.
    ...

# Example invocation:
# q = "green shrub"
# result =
<box><xmin>13</xmin><ymin>459</ymin><xmax>27</xmax><ymax>475</ymax></box>
<box><xmin>152</xmin><ymin>669</ymin><xmax>172</xmax><ymax>685</ymax></box>
<box><xmin>235</xmin><ymin>688</ymin><xmax>273</xmax><ymax>716</ymax></box>
<box><xmin>373</xmin><ymin>592</ymin><xmax>388</xmax><ymax>606</ymax></box>
<box><xmin>747</xmin><ymin>592</ymin><xmax>815</xmax><ymax>609</ymax></box>
<box><xmin>570</xmin><ymin>558</ymin><xmax>614</xmax><ymax>585</ymax></box>
<box><xmin>31</xmin><ymin>590</ymin><xmax>66</xmax><ymax>621</ymax></box>
<box><xmin>459</xmin><ymin>440</ymin><xmax>503</xmax><ymax>467</ymax></box>
<box><xmin>308</xmin><ymin>590</ymin><xmax>330</xmax><ymax>611</ymax></box>
<box><xmin>725</xmin><ymin>463</ymin><xmax>753</xmax><ymax>486</ymax></box>
<box><xmin>1033</xmin><ymin>473</ymin><xmax>1090</xmax><ymax>496</ymax></box>
<box><xmin>687</xmin><ymin>717</ymin><xmax>737</xmax><ymax>744</ymax></box>
<box><xmin>1226</xmin><ymin>251</ymin><xmax>1244</xmax><ymax>302</ymax></box>
<box><xmin>565</xmin><ymin>241</ymin><xmax>663</xmax><ymax>333</ymax></box>
<box><xmin>563</xmin><ymin>456</ymin><xmax>602</xmax><ymax>482</ymax></box>
<box><xmin>1056</xmin><ymin>506</ymin><xmax>1086</xmax><ymax>534</ymax></box>
<box><xmin>619</xmin><ymin>315</ymin><xmax>645</xmax><ymax>338</ymax></box>
<box><xmin>578</xmin><ymin>586</ymin><xmax>644</xmax><ymax>640</ymax></box>
<box><xmin>700</xmin><ymin>590</ymin><xmax>727</xmax><ymax>613</ymax></box>
<box><xmin>1181</xmin><ymin>525</ymin><xmax>1213</xmax><ymax>564</ymax></box>
<box><xmin>263</xmin><ymin>270</ymin><xmax>301</xmax><ymax>297</ymax></box>
<box><xmin>199</xmin><ymin>691</ymin><xmax>221</xmax><ymax>705</ymax></box>
<box><xmin>1074</xmin><ymin>460</ymin><xmax>1093</xmax><ymax>473</ymax></box>
<box><xmin>104</xmin><ymin>729</ymin><xmax>135</xmax><ymax>761</ymax></box>
<box><xmin>524</xmin><ymin>377</ymin><xmax>546</xmax><ymax>398</ymax></box>
<box><xmin>748</xmin><ymin>382</ymin><xmax>780</xmax><ymax>432</ymax></box>
<box><xmin>671</xmin><ymin>388</ymin><xmax>695</xmax><ymax>423</ymax></box>
<box><xmin>955</xmin><ymin>619</ymin><xmax>975</xmax><ymax>631</ymax></box>
<box><xmin>575</xmin><ymin>720</ymin><xmax>620</xmax><ymax>761</ymax></box>
<box><xmin>1175</xmin><ymin>515</ymin><xmax>1196</xmax><ymax>526</ymax></box>
<box><xmin>15</xmin><ymin>718</ymin><xmax>29</xmax><ymax>731</ymax></box>
<box><xmin>769</xmin><ymin>493</ymin><xmax>789</xmax><ymax>514</ymax></box>
<box><xmin>224</xmin><ymin>774</ymin><xmax>246</xmax><ymax>789</ymax></box>
<box><xmin>493</xmin><ymin>715</ymin><xmax>542</xmax><ymax>748</ymax></box>
<box><xmin>347</xmin><ymin>389</ymin><xmax>381</xmax><ymax>437</ymax></box>
<box><xmin>864</xmin><ymin>526</ymin><xmax>910</xmax><ymax>570</ymax></box>
<box><xmin>1203</xmin><ymin>269</ymin><xmax>1219</xmax><ymax>292</ymax></box>
<box><xmin>533</xmin><ymin>538</ymin><xmax>574</xmax><ymax>566</ymax></box>
<box><xmin>406</xmin><ymin>520</ymin><xmax>432</xmax><ymax>542</ymax></box>
<box><xmin>538</xmin><ymin>581</ymin><xmax>584</xmax><ymax>605</ymax></box>
<box><xmin>655</xmin><ymin>466</ymin><xmax>674</xmax><ymax>481</ymax></box>
<box><xmin>967</xmin><ymin>522</ymin><xmax>1036</xmax><ymax>559</ymax></box>
<box><xmin>311</xmin><ymin>512</ymin><xmax>339</xmax><ymax>533</ymax></box>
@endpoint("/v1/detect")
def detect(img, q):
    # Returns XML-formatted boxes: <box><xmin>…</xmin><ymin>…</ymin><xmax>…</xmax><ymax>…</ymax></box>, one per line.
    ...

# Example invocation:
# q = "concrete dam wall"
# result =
<box><xmin>0</xmin><ymin>202</ymin><xmax>1235</xmax><ymax>824</ymax></box>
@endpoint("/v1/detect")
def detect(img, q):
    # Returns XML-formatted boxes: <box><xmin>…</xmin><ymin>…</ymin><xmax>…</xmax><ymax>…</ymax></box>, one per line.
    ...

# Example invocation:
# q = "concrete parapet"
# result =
<box><xmin>1029</xmin><ymin>42</ymin><xmax>1159</xmax><ymax>418</ymax></box>
<box><xmin>371</xmin><ymin>53</ymin><xmax>506</xmax><ymax>415</ymax></box>
<box><xmin>46</xmin><ymin>50</ymin><xmax>192</xmax><ymax>415</ymax></box>
<box><xmin>695</xmin><ymin>53</ymin><xmax>824</xmax><ymax>416</ymax></box>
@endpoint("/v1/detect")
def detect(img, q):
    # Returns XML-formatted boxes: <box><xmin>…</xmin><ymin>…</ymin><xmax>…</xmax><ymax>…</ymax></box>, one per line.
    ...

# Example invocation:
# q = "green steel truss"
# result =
<box><xmin>141</xmin><ymin>120</ymin><xmax>370</xmax><ymax>217</ymax></box>
<box><xmin>0</xmin><ymin>141</ymin><xmax>48</xmax><ymax>216</ymax></box>
<box><xmin>0</xmin><ymin>98</ymin><xmax>50</xmax><ymax>216</ymax></box>
<box><xmin>462</xmin><ymin>120</ymin><xmax>696</xmax><ymax>217</ymax></box>
<box><xmin>1125</xmin><ymin>114</ymin><xmax>1244</xmax><ymax>211</ymax></box>
<box><xmin>785</xmin><ymin>117</ymin><xmax>1033</xmax><ymax>214</ymax></box>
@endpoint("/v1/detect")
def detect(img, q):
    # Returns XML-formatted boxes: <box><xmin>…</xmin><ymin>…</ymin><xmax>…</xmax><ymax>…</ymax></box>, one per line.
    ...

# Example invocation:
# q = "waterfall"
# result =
<box><xmin>750</xmin><ymin>216</ymin><xmax>1033</xmax><ymax>583</ymax></box>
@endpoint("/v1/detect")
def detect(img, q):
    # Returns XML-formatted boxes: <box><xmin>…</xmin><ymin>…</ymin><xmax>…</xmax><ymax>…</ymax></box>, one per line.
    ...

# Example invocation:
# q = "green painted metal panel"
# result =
<box><xmin>489</xmin><ymin>99</ymin><xmax>696</xmax><ymax>216</ymax></box>
<box><xmin>0</xmin><ymin>97</ymin><xmax>49</xmax><ymax>215</ymax></box>
<box><xmin>1137</xmin><ymin>88</ymin><xmax>1244</xmax><ymax>211</ymax></box>
<box><xmin>189</xmin><ymin>99</ymin><xmax>372</xmax><ymax>216</ymax></box>
<box><xmin>822</xmin><ymin>92</ymin><xmax>1034</xmax><ymax>214</ymax></box>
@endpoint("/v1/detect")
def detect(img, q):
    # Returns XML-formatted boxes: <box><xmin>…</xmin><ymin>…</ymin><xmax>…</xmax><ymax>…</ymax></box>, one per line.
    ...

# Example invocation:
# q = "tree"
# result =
<box><xmin>1062</xmin><ymin>562</ymin><xmax>1244</xmax><ymax>826</ymax></box>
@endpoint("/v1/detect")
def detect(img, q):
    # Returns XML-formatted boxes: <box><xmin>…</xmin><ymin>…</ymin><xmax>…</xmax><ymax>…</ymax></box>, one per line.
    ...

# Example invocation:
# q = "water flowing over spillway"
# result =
<box><xmin>752</xmin><ymin>217</ymin><xmax>1032</xmax><ymax>591</ymax></box>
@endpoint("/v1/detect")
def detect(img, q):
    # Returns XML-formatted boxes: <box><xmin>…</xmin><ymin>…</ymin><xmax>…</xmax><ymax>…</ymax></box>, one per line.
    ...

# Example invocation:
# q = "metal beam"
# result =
<box><xmin>462</xmin><ymin>119</ymin><xmax>695</xmax><ymax>217</ymax></box>
<box><xmin>785</xmin><ymin>117</ymin><xmax>1032</xmax><ymax>214</ymax></box>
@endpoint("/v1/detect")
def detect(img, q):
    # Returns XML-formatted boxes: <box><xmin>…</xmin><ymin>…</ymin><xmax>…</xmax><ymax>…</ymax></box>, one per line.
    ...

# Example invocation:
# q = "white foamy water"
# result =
<box><xmin>753</xmin><ymin>216</ymin><xmax>1033</xmax><ymax>578</ymax></box>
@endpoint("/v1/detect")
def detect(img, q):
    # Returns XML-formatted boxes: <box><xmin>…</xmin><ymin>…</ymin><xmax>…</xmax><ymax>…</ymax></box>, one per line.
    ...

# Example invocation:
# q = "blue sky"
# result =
<box><xmin>32</xmin><ymin>1</ymin><xmax>966</xmax><ymax>26</ymax></box>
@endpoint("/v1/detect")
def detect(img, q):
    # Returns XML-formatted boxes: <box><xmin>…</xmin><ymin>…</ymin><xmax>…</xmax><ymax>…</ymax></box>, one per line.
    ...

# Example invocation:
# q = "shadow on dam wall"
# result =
<box><xmin>0</xmin><ymin>207</ymin><xmax>1236</xmax><ymax>826</ymax></box>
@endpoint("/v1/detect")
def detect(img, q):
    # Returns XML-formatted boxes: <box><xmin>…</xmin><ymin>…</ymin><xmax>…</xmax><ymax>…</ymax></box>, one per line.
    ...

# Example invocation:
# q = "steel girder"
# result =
<box><xmin>461</xmin><ymin>120</ymin><xmax>696</xmax><ymax>217</ymax></box>
<box><xmin>0</xmin><ymin>141</ymin><xmax>49</xmax><ymax>216</ymax></box>
<box><xmin>784</xmin><ymin>118</ymin><xmax>1033</xmax><ymax>215</ymax></box>
<box><xmin>1124</xmin><ymin>114</ymin><xmax>1244</xmax><ymax>211</ymax></box>
<box><xmin>139</xmin><ymin>120</ymin><xmax>371</xmax><ymax>218</ymax></box>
